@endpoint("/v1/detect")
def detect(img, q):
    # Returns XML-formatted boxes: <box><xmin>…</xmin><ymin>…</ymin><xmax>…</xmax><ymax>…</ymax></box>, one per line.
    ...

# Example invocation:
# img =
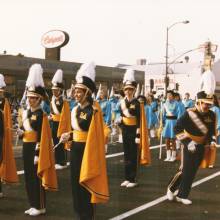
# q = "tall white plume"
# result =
<box><xmin>109</xmin><ymin>86</ymin><xmax>114</xmax><ymax>97</ymax></box>
<box><xmin>96</xmin><ymin>84</ymin><xmax>102</xmax><ymax>99</ymax></box>
<box><xmin>123</xmin><ymin>69</ymin><xmax>135</xmax><ymax>84</ymax></box>
<box><xmin>200</xmin><ymin>70</ymin><xmax>216</xmax><ymax>95</ymax></box>
<box><xmin>52</xmin><ymin>69</ymin><xmax>63</xmax><ymax>84</ymax></box>
<box><xmin>26</xmin><ymin>64</ymin><xmax>44</xmax><ymax>88</ymax></box>
<box><xmin>134</xmin><ymin>83</ymin><xmax>140</xmax><ymax>98</ymax></box>
<box><xmin>0</xmin><ymin>74</ymin><xmax>6</xmax><ymax>88</ymax></box>
<box><xmin>76</xmin><ymin>62</ymin><xmax>96</xmax><ymax>82</ymax></box>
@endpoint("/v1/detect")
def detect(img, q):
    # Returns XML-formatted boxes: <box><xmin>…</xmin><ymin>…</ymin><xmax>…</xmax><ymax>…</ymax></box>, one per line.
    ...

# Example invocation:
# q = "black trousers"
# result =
<box><xmin>168</xmin><ymin>144</ymin><xmax>205</xmax><ymax>199</ymax></box>
<box><xmin>23</xmin><ymin>142</ymin><xmax>46</xmax><ymax>209</ymax></box>
<box><xmin>122</xmin><ymin>125</ymin><xmax>138</xmax><ymax>183</ymax></box>
<box><xmin>70</xmin><ymin>141</ymin><xmax>94</xmax><ymax>220</ymax></box>
<box><xmin>52</xmin><ymin>121</ymin><xmax>66</xmax><ymax>165</ymax></box>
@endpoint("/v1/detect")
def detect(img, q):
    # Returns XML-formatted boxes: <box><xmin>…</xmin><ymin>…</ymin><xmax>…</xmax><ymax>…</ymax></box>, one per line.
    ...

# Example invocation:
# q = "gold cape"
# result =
<box><xmin>79</xmin><ymin>101</ymin><xmax>109</xmax><ymax>203</ymax></box>
<box><xmin>139</xmin><ymin>102</ymin><xmax>151</xmax><ymax>165</ymax></box>
<box><xmin>0</xmin><ymin>99</ymin><xmax>18</xmax><ymax>184</ymax></box>
<box><xmin>38</xmin><ymin>114</ymin><xmax>58</xmax><ymax>191</ymax></box>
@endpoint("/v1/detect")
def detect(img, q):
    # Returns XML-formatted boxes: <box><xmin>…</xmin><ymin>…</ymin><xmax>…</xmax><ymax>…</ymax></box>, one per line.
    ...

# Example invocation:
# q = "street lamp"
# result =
<box><xmin>165</xmin><ymin>20</ymin><xmax>190</xmax><ymax>96</ymax></box>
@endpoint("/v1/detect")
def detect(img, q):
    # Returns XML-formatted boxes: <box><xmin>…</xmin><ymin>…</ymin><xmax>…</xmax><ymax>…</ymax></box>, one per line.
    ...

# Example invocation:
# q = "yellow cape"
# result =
<box><xmin>0</xmin><ymin>99</ymin><xmax>18</xmax><ymax>184</ymax></box>
<box><xmin>139</xmin><ymin>102</ymin><xmax>151</xmax><ymax>165</ymax></box>
<box><xmin>38</xmin><ymin>114</ymin><xmax>58</xmax><ymax>191</ymax></box>
<box><xmin>80</xmin><ymin>101</ymin><xmax>109</xmax><ymax>203</ymax></box>
<box><xmin>57</xmin><ymin>100</ymin><xmax>71</xmax><ymax>137</ymax></box>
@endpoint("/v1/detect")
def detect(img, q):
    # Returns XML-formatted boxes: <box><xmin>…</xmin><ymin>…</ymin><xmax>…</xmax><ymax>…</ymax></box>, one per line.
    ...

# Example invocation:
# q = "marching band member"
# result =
<box><xmin>162</xmin><ymin>90</ymin><xmax>181</xmax><ymax>162</ymax></box>
<box><xmin>118</xmin><ymin>69</ymin><xmax>141</xmax><ymax>188</ymax></box>
<box><xmin>182</xmin><ymin>92</ymin><xmax>194</xmax><ymax>109</ymax></box>
<box><xmin>0</xmin><ymin>74</ymin><xmax>18</xmax><ymax>198</ymax></box>
<box><xmin>61</xmin><ymin>62</ymin><xmax>109</xmax><ymax>219</ymax></box>
<box><xmin>18</xmin><ymin>64</ymin><xmax>57</xmax><ymax>216</ymax></box>
<box><xmin>50</xmin><ymin>69</ymin><xmax>71</xmax><ymax>169</ymax></box>
<box><xmin>167</xmin><ymin>91</ymin><xmax>216</xmax><ymax>205</ymax></box>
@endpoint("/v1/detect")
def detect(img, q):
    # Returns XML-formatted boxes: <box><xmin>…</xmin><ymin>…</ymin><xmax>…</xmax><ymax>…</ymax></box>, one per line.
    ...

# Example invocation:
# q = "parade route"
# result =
<box><xmin>0</xmin><ymin>142</ymin><xmax>219</xmax><ymax>220</ymax></box>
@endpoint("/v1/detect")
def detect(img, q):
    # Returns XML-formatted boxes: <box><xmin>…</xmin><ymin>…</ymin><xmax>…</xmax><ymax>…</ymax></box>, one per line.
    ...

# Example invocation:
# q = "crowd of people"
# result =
<box><xmin>0</xmin><ymin>62</ymin><xmax>219</xmax><ymax>219</ymax></box>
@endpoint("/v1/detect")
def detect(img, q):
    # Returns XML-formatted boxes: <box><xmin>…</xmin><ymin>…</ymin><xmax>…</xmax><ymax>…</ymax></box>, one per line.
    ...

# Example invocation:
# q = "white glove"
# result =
<box><xmin>35</xmin><ymin>143</ymin><xmax>40</xmax><ymax>151</ymax></box>
<box><xmin>187</xmin><ymin>141</ymin><xmax>197</xmax><ymax>153</ymax></box>
<box><xmin>34</xmin><ymin>156</ymin><xmax>39</xmax><ymax>165</ymax></box>
<box><xmin>17</xmin><ymin>128</ymin><xmax>24</xmax><ymax>137</ymax></box>
<box><xmin>115</xmin><ymin>116</ymin><xmax>122</xmax><ymax>125</ymax></box>
<box><xmin>48</xmin><ymin>114</ymin><xmax>52</xmax><ymax>120</ymax></box>
<box><xmin>60</xmin><ymin>132</ymin><xmax>70</xmax><ymax>143</ymax></box>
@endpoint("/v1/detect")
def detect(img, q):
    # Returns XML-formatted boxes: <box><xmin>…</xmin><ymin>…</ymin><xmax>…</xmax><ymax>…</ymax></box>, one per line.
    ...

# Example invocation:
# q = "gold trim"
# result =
<box><xmin>23</xmin><ymin>131</ymin><xmax>38</xmax><ymax>142</ymax></box>
<box><xmin>75</xmin><ymin>83</ymin><xmax>92</xmax><ymax>94</ymax></box>
<box><xmin>122</xmin><ymin>117</ymin><xmax>137</xmax><ymax>125</ymax></box>
<box><xmin>73</xmin><ymin>130</ymin><xmax>88</xmax><ymax>142</ymax></box>
<box><xmin>52</xmin><ymin>114</ymin><xmax>61</xmax><ymax>122</ymax></box>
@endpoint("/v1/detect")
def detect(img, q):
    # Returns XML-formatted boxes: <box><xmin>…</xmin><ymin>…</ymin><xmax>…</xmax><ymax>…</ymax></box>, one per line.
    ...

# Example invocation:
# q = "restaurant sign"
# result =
<box><xmin>41</xmin><ymin>30</ymin><xmax>69</xmax><ymax>48</ymax></box>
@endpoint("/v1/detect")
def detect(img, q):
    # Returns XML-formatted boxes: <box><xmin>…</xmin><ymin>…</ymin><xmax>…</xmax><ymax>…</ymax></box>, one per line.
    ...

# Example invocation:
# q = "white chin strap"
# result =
<box><xmin>199</xmin><ymin>101</ymin><xmax>204</xmax><ymax>112</ymax></box>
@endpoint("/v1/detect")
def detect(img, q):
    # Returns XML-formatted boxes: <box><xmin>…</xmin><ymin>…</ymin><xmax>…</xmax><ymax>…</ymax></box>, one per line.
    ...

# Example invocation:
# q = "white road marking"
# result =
<box><xmin>17</xmin><ymin>144</ymin><xmax>165</xmax><ymax>175</ymax></box>
<box><xmin>109</xmin><ymin>171</ymin><xmax>220</xmax><ymax>220</ymax></box>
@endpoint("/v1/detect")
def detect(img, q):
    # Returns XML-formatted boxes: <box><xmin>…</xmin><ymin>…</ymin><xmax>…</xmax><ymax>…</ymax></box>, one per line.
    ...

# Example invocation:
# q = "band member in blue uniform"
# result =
<box><xmin>0</xmin><ymin>74</ymin><xmax>18</xmax><ymax>198</ymax></box>
<box><xmin>167</xmin><ymin>91</ymin><xmax>216</xmax><ymax>205</ymax></box>
<box><xmin>118</xmin><ymin>69</ymin><xmax>140</xmax><ymax>188</ymax></box>
<box><xmin>61</xmin><ymin>62</ymin><xmax>109</xmax><ymax>220</ymax></box>
<box><xmin>18</xmin><ymin>64</ymin><xmax>57</xmax><ymax>216</ymax></box>
<box><xmin>162</xmin><ymin>90</ymin><xmax>180</xmax><ymax>162</ymax></box>
<box><xmin>183</xmin><ymin>92</ymin><xmax>194</xmax><ymax>109</ymax></box>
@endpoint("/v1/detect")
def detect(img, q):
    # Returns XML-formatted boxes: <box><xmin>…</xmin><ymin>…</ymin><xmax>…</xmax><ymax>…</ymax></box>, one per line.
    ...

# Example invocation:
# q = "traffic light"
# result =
<box><xmin>150</xmin><ymin>79</ymin><xmax>154</xmax><ymax>90</ymax></box>
<box><xmin>175</xmin><ymin>83</ymin><xmax>179</xmax><ymax>91</ymax></box>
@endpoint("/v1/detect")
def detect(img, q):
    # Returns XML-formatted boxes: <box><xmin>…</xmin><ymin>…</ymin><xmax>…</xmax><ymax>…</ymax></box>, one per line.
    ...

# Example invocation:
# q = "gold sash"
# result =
<box><xmin>23</xmin><ymin>131</ymin><xmax>38</xmax><ymax>142</ymax></box>
<box><xmin>73</xmin><ymin>130</ymin><xmax>88</xmax><ymax>142</ymax></box>
<box><xmin>52</xmin><ymin>114</ymin><xmax>61</xmax><ymax>122</ymax></box>
<box><xmin>122</xmin><ymin>117</ymin><xmax>137</xmax><ymax>126</ymax></box>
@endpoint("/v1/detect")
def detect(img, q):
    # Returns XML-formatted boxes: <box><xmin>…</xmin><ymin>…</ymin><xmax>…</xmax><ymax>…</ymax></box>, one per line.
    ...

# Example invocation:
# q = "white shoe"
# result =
<box><xmin>209</xmin><ymin>165</ymin><xmax>214</xmax><ymax>169</ymax></box>
<box><xmin>164</xmin><ymin>150</ymin><xmax>171</xmax><ymax>161</ymax></box>
<box><xmin>0</xmin><ymin>192</ymin><xmax>3</xmax><ymax>198</ymax></box>
<box><xmin>166</xmin><ymin>189</ymin><xmax>174</xmax><ymax>201</ymax></box>
<box><xmin>24</xmin><ymin>208</ymin><xmax>34</xmax><ymax>215</ymax></box>
<box><xmin>169</xmin><ymin>151</ymin><xmax>177</xmax><ymax>162</ymax></box>
<box><xmin>29</xmin><ymin>208</ymin><xmax>46</xmax><ymax>216</ymax></box>
<box><xmin>120</xmin><ymin>180</ymin><xmax>130</xmax><ymax>187</ymax></box>
<box><xmin>126</xmin><ymin>182</ymin><xmax>138</xmax><ymax>188</ymax></box>
<box><xmin>176</xmin><ymin>196</ymin><xmax>192</xmax><ymax>205</ymax></box>
<box><xmin>55</xmin><ymin>164</ymin><xmax>67</xmax><ymax>170</ymax></box>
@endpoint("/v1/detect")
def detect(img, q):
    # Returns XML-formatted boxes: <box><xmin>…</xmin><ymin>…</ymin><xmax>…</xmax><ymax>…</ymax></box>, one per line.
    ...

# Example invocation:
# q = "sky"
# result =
<box><xmin>1</xmin><ymin>0</ymin><xmax>220</xmax><ymax>67</ymax></box>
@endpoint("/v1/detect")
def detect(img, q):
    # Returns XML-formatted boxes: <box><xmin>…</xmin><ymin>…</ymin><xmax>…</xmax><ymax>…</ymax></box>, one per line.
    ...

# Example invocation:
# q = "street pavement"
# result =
<box><xmin>1</xmin><ymin>139</ymin><xmax>220</xmax><ymax>220</ymax></box>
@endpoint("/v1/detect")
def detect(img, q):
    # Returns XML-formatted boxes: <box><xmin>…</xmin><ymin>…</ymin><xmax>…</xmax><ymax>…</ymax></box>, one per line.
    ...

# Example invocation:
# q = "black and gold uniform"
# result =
<box><xmin>71</xmin><ymin>102</ymin><xmax>94</xmax><ymax>219</ymax></box>
<box><xmin>168</xmin><ymin>103</ymin><xmax>216</xmax><ymax>200</ymax></box>
<box><xmin>120</xmin><ymin>97</ymin><xmax>140</xmax><ymax>183</ymax></box>
<box><xmin>50</xmin><ymin>96</ymin><xmax>66</xmax><ymax>166</ymax></box>
<box><xmin>22</xmin><ymin>107</ymin><xmax>46</xmax><ymax>209</ymax></box>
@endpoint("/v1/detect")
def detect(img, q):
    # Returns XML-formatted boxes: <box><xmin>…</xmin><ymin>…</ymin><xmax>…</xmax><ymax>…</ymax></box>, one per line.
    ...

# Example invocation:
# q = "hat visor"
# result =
<box><xmin>27</xmin><ymin>91</ymin><xmax>42</xmax><ymax>98</ymax></box>
<box><xmin>75</xmin><ymin>83</ymin><xmax>92</xmax><ymax>93</ymax></box>
<box><xmin>123</xmin><ymin>85</ymin><xmax>135</xmax><ymax>90</ymax></box>
<box><xmin>52</xmin><ymin>86</ymin><xmax>62</xmax><ymax>90</ymax></box>
<box><xmin>0</xmin><ymin>88</ymin><xmax>4</xmax><ymax>92</ymax></box>
<box><xmin>198</xmin><ymin>98</ymin><xmax>213</xmax><ymax>105</ymax></box>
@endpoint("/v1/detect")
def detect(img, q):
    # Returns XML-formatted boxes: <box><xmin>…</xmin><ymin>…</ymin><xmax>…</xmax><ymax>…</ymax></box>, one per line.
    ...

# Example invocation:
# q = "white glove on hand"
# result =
<box><xmin>187</xmin><ymin>141</ymin><xmax>197</xmax><ymax>153</ymax></box>
<box><xmin>17</xmin><ymin>128</ymin><xmax>24</xmax><ymax>137</ymax></box>
<box><xmin>35</xmin><ymin>143</ymin><xmax>40</xmax><ymax>151</ymax></box>
<box><xmin>115</xmin><ymin>116</ymin><xmax>122</xmax><ymax>125</ymax></box>
<box><xmin>60</xmin><ymin>132</ymin><xmax>70</xmax><ymax>143</ymax></box>
<box><xmin>34</xmin><ymin>156</ymin><xmax>39</xmax><ymax>165</ymax></box>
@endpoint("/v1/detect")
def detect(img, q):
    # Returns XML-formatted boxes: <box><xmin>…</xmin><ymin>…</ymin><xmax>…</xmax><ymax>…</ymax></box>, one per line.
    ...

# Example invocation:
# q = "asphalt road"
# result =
<box><xmin>0</xmin><ymin>140</ymin><xmax>220</xmax><ymax>220</ymax></box>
